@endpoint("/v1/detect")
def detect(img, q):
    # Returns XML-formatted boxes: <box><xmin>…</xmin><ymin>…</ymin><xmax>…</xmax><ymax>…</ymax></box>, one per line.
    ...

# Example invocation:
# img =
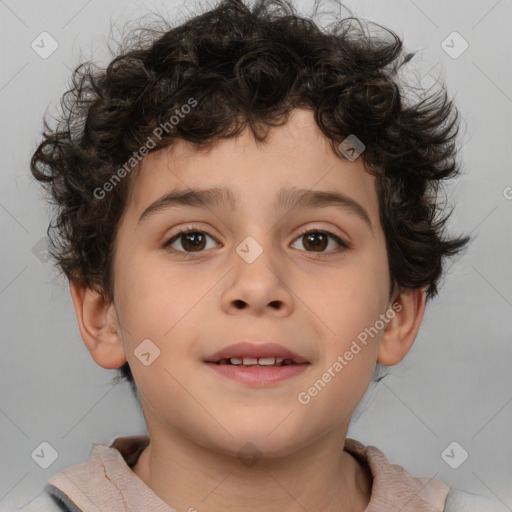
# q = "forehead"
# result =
<box><xmin>124</xmin><ymin>109</ymin><xmax>380</xmax><ymax>227</ymax></box>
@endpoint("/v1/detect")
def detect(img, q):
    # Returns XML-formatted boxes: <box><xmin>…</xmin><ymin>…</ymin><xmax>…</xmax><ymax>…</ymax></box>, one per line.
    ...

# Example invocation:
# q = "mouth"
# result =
<box><xmin>204</xmin><ymin>341</ymin><xmax>310</xmax><ymax>386</ymax></box>
<box><xmin>204</xmin><ymin>341</ymin><xmax>310</xmax><ymax>365</ymax></box>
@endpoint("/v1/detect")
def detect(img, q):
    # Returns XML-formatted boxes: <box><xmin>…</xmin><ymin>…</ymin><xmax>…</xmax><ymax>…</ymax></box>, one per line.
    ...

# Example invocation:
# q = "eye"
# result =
<box><xmin>163</xmin><ymin>227</ymin><xmax>219</xmax><ymax>255</ymax></box>
<box><xmin>290</xmin><ymin>228</ymin><xmax>348</xmax><ymax>257</ymax></box>
<box><xmin>162</xmin><ymin>225</ymin><xmax>349</xmax><ymax>258</ymax></box>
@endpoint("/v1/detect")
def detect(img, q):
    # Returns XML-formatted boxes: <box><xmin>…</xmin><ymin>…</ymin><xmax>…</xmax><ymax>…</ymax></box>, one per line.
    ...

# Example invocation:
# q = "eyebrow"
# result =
<box><xmin>137</xmin><ymin>186</ymin><xmax>373</xmax><ymax>232</ymax></box>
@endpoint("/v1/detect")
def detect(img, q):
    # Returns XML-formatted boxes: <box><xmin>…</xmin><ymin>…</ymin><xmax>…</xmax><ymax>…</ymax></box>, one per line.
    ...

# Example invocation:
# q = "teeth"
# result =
<box><xmin>253</xmin><ymin>357</ymin><xmax>275</xmax><ymax>365</ymax></box>
<box><xmin>221</xmin><ymin>357</ymin><xmax>293</xmax><ymax>366</ymax></box>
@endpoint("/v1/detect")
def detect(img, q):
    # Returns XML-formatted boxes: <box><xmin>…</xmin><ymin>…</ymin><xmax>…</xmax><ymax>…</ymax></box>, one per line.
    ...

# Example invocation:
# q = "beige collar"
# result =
<box><xmin>46</xmin><ymin>435</ymin><xmax>450</xmax><ymax>511</ymax></box>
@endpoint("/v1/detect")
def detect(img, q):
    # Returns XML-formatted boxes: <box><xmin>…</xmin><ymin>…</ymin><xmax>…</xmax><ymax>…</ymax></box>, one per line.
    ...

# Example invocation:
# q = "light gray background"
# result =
<box><xmin>1</xmin><ymin>0</ymin><xmax>511</xmax><ymax>509</ymax></box>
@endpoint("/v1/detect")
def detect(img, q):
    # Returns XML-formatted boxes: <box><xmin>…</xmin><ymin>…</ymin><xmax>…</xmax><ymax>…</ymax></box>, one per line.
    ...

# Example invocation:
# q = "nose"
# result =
<box><xmin>220</xmin><ymin>236</ymin><xmax>294</xmax><ymax>317</ymax></box>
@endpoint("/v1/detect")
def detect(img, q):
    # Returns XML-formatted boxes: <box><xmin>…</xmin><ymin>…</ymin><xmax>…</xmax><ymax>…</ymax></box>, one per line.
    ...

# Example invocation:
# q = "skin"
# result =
<box><xmin>70</xmin><ymin>108</ymin><xmax>426</xmax><ymax>512</ymax></box>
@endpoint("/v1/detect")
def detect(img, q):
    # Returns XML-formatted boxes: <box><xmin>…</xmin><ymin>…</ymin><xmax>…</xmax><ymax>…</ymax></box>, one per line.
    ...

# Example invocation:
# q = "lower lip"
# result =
<box><xmin>204</xmin><ymin>362</ymin><xmax>310</xmax><ymax>386</ymax></box>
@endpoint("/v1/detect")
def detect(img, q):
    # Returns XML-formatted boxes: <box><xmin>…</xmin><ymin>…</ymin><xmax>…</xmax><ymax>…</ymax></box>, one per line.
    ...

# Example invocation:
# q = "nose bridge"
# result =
<box><xmin>234</xmin><ymin>231</ymin><xmax>280</xmax><ymax>289</ymax></box>
<box><xmin>221</xmin><ymin>229</ymin><xmax>293</xmax><ymax>313</ymax></box>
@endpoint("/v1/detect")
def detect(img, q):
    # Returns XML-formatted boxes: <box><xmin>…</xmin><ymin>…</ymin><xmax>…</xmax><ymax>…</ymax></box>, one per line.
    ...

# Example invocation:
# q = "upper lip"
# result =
<box><xmin>205</xmin><ymin>341</ymin><xmax>310</xmax><ymax>364</ymax></box>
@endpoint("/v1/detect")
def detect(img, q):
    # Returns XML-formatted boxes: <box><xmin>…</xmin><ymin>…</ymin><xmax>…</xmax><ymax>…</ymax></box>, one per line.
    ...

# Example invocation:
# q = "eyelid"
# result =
<box><xmin>292</xmin><ymin>225</ymin><xmax>350</xmax><ymax>256</ymax></box>
<box><xmin>294</xmin><ymin>223</ymin><xmax>348</xmax><ymax>241</ymax></box>
<box><xmin>162</xmin><ymin>224</ymin><xmax>220</xmax><ymax>248</ymax></box>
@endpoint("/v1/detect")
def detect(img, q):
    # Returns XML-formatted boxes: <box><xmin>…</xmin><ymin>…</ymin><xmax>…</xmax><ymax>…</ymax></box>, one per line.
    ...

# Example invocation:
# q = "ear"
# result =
<box><xmin>69</xmin><ymin>280</ymin><xmax>127</xmax><ymax>369</ymax></box>
<box><xmin>377</xmin><ymin>286</ymin><xmax>426</xmax><ymax>366</ymax></box>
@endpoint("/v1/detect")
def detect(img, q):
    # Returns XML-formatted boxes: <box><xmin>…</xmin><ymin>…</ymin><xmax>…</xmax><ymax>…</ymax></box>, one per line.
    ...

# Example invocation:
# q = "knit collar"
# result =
<box><xmin>45</xmin><ymin>435</ymin><xmax>450</xmax><ymax>511</ymax></box>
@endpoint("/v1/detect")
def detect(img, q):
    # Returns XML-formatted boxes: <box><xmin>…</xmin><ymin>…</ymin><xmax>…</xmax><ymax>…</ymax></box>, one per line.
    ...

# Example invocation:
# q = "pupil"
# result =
<box><xmin>304</xmin><ymin>232</ymin><xmax>327</xmax><ymax>252</ymax></box>
<box><xmin>183</xmin><ymin>232</ymin><xmax>205</xmax><ymax>251</ymax></box>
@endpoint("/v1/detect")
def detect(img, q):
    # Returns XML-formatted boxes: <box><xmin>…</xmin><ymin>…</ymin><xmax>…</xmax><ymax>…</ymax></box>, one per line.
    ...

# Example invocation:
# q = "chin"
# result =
<box><xmin>214</xmin><ymin>424</ymin><xmax>311</xmax><ymax>461</ymax></box>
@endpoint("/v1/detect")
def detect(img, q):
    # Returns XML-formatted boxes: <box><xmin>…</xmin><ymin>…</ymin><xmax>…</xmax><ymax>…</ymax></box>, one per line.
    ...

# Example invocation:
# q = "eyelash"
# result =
<box><xmin>162</xmin><ymin>225</ymin><xmax>349</xmax><ymax>259</ymax></box>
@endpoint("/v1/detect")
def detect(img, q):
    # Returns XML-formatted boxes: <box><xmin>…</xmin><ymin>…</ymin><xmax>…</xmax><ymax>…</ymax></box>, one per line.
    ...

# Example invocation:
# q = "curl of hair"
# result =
<box><xmin>30</xmin><ymin>0</ymin><xmax>471</xmax><ymax>394</ymax></box>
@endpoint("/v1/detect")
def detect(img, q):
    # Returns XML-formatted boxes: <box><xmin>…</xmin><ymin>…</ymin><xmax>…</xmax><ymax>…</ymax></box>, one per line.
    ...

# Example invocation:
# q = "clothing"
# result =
<box><xmin>10</xmin><ymin>435</ymin><xmax>509</xmax><ymax>512</ymax></box>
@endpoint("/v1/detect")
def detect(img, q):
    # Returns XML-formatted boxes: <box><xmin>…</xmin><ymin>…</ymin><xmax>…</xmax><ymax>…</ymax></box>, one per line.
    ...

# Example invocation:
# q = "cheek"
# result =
<box><xmin>115</xmin><ymin>249</ymin><xmax>199</xmax><ymax>329</ymax></box>
<box><xmin>297</xmin><ymin>356</ymin><xmax>375</xmax><ymax>432</ymax></box>
<box><xmin>299</xmin><ymin>289</ymin><xmax>382</xmax><ymax>420</ymax></box>
<box><xmin>310</xmin><ymin>266</ymin><xmax>386</xmax><ymax>401</ymax></box>
<box><xmin>114</xmin><ymin>255</ymin><xmax>220</xmax><ymax>374</ymax></box>
<box><xmin>317</xmin><ymin>262</ymin><xmax>388</xmax><ymax>334</ymax></box>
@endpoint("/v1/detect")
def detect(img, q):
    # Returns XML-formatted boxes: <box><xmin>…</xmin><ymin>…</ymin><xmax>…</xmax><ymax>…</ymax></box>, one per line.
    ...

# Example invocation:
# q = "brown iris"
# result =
<box><xmin>301</xmin><ymin>232</ymin><xmax>328</xmax><ymax>252</ymax></box>
<box><xmin>180</xmin><ymin>232</ymin><xmax>207</xmax><ymax>252</ymax></box>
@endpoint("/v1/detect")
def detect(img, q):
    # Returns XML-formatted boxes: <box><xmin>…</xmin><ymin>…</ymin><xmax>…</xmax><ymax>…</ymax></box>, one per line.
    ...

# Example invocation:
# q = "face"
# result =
<box><xmin>108</xmin><ymin>108</ymin><xmax>395</xmax><ymax>457</ymax></box>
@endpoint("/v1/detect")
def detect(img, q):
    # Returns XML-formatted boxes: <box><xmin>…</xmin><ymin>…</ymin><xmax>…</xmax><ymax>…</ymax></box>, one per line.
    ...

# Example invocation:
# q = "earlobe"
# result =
<box><xmin>69</xmin><ymin>281</ymin><xmax>127</xmax><ymax>370</ymax></box>
<box><xmin>377</xmin><ymin>287</ymin><xmax>426</xmax><ymax>366</ymax></box>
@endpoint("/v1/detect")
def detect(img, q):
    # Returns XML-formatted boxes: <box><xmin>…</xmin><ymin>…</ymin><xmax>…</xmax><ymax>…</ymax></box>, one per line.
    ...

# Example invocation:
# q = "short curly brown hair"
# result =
<box><xmin>30</xmin><ymin>0</ymin><xmax>471</xmax><ymax>395</ymax></box>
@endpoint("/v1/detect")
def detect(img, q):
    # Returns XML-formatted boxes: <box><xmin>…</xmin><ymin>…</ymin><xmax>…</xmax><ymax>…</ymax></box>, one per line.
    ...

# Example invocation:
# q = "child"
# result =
<box><xmin>17</xmin><ymin>0</ymin><xmax>508</xmax><ymax>510</ymax></box>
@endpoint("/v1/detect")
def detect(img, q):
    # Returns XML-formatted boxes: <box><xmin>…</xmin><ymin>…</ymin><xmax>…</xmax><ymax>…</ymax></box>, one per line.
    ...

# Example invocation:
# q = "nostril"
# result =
<box><xmin>234</xmin><ymin>299</ymin><xmax>246</xmax><ymax>309</ymax></box>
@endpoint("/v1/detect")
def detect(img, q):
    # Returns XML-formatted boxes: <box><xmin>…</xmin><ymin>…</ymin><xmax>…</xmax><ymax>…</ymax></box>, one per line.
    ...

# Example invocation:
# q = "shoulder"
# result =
<box><xmin>2</xmin><ymin>493</ymin><xmax>66</xmax><ymax>512</ymax></box>
<box><xmin>3</xmin><ymin>485</ymin><xmax>79</xmax><ymax>512</ymax></box>
<box><xmin>444</xmin><ymin>488</ymin><xmax>510</xmax><ymax>512</ymax></box>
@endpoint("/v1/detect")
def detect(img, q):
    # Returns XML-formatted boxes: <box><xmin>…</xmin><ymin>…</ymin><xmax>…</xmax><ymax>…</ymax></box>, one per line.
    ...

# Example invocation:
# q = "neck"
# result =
<box><xmin>132</xmin><ymin>428</ymin><xmax>372</xmax><ymax>512</ymax></box>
